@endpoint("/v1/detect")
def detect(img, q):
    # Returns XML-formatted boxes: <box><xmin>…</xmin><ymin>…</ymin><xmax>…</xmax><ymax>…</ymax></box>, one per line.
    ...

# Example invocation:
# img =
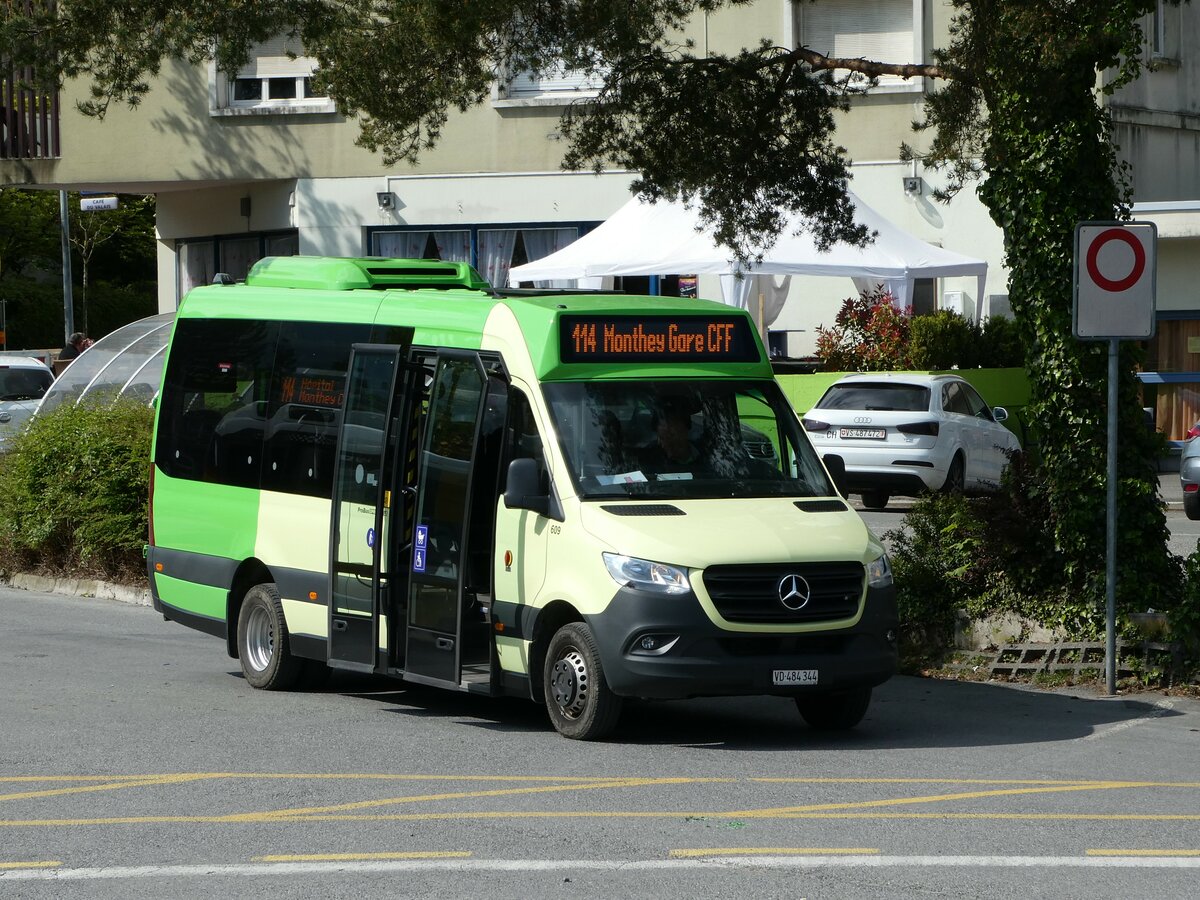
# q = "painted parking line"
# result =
<box><xmin>5</xmin><ymin>854</ymin><xmax>1200</xmax><ymax>881</ymax></box>
<box><xmin>1088</xmin><ymin>849</ymin><xmax>1200</xmax><ymax>857</ymax></box>
<box><xmin>0</xmin><ymin>861</ymin><xmax>59</xmax><ymax>870</ymax></box>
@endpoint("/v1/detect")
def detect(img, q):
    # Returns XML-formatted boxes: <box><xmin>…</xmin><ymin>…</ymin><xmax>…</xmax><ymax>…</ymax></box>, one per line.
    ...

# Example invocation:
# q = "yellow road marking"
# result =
<box><xmin>0</xmin><ymin>773</ymin><xmax>225</xmax><ymax>804</ymax></box>
<box><xmin>253</xmin><ymin>851</ymin><xmax>471</xmax><ymax>862</ymax></box>
<box><xmin>1088</xmin><ymin>849</ymin><xmax>1200</xmax><ymax>857</ymax></box>
<box><xmin>753</xmin><ymin>777</ymin><xmax>1200</xmax><ymax>788</ymax></box>
<box><xmin>231</xmin><ymin>777</ymin><xmax>729</xmax><ymax>821</ymax></box>
<box><xmin>670</xmin><ymin>847</ymin><xmax>878</xmax><ymax>858</ymax></box>
<box><xmin>5</xmin><ymin>810</ymin><xmax>1200</xmax><ymax>827</ymax></box>
<box><xmin>728</xmin><ymin>781</ymin><xmax>1161</xmax><ymax>817</ymax></box>
<box><xmin>0</xmin><ymin>861</ymin><xmax>60</xmax><ymax>869</ymax></box>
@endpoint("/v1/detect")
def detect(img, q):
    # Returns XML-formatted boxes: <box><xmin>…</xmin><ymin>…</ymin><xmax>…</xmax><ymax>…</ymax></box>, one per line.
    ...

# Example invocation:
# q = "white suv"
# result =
<box><xmin>0</xmin><ymin>357</ymin><xmax>55</xmax><ymax>449</ymax></box>
<box><xmin>802</xmin><ymin>373</ymin><xmax>1021</xmax><ymax>509</ymax></box>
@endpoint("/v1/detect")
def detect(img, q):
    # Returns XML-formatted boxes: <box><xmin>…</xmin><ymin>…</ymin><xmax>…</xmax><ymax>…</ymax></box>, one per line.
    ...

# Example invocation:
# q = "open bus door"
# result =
<box><xmin>328</xmin><ymin>342</ymin><xmax>415</xmax><ymax>671</ymax></box>
<box><xmin>402</xmin><ymin>350</ymin><xmax>501</xmax><ymax>690</ymax></box>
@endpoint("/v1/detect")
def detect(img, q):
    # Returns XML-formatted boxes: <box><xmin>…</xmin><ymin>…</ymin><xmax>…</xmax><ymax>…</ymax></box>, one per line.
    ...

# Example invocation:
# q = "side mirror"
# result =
<box><xmin>503</xmin><ymin>457</ymin><xmax>551</xmax><ymax>517</ymax></box>
<box><xmin>822</xmin><ymin>453</ymin><xmax>850</xmax><ymax>499</ymax></box>
<box><xmin>992</xmin><ymin>406</ymin><xmax>1009</xmax><ymax>423</ymax></box>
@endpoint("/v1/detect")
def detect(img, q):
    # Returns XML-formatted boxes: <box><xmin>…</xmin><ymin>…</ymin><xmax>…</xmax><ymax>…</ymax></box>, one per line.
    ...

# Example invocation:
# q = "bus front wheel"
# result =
<box><xmin>795</xmin><ymin>686</ymin><xmax>872</xmax><ymax>731</ymax></box>
<box><xmin>543</xmin><ymin>622</ymin><xmax>622</xmax><ymax>740</ymax></box>
<box><xmin>237</xmin><ymin>583</ymin><xmax>304</xmax><ymax>691</ymax></box>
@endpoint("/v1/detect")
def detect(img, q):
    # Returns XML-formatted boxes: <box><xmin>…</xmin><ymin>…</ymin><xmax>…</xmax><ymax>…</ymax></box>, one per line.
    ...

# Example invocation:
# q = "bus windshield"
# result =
<box><xmin>542</xmin><ymin>379</ymin><xmax>835</xmax><ymax>500</ymax></box>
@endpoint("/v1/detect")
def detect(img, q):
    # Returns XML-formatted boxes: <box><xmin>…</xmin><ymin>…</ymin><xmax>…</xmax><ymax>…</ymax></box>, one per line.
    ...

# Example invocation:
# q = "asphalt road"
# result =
<box><xmin>2</xmin><ymin>586</ymin><xmax>1199</xmax><ymax>899</ymax></box>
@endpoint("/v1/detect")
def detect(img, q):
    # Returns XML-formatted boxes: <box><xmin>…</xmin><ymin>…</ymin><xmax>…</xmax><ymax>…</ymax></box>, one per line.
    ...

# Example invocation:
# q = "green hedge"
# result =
<box><xmin>0</xmin><ymin>399</ymin><xmax>153</xmax><ymax>580</ymax></box>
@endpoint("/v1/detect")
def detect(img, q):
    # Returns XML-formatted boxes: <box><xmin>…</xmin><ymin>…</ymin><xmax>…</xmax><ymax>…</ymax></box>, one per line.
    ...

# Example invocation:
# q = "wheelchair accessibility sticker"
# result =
<box><xmin>413</xmin><ymin>524</ymin><xmax>428</xmax><ymax>573</ymax></box>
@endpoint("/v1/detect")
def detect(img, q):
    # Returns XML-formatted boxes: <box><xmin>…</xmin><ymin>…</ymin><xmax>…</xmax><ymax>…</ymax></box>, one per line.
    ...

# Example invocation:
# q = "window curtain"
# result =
<box><xmin>177</xmin><ymin>240</ymin><xmax>214</xmax><ymax>301</ymax></box>
<box><xmin>520</xmin><ymin>227</ymin><xmax>577</xmax><ymax>289</ymax></box>
<box><xmin>477</xmin><ymin>229</ymin><xmax>519</xmax><ymax>288</ymax></box>
<box><xmin>375</xmin><ymin>231</ymin><xmax>430</xmax><ymax>259</ymax></box>
<box><xmin>219</xmin><ymin>236</ymin><xmax>261</xmax><ymax>281</ymax></box>
<box><xmin>265</xmin><ymin>233</ymin><xmax>299</xmax><ymax>256</ymax></box>
<box><xmin>433</xmin><ymin>230</ymin><xmax>471</xmax><ymax>263</ymax></box>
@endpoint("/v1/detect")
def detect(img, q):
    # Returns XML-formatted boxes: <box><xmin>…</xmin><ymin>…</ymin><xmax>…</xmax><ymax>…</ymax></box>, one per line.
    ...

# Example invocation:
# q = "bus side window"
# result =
<box><xmin>465</xmin><ymin>374</ymin><xmax>508</xmax><ymax>599</ymax></box>
<box><xmin>504</xmin><ymin>388</ymin><xmax>546</xmax><ymax>491</ymax></box>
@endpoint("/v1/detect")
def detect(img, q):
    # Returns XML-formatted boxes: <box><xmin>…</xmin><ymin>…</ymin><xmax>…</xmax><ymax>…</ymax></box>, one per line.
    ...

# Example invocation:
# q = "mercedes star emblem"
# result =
<box><xmin>777</xmin><ymin>573</ymin><xmax>811</xmax><ymax>611</ymax></box>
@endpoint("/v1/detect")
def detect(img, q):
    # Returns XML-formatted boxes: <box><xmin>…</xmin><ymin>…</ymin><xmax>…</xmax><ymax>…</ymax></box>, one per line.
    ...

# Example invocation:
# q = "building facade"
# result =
<box><xmin>3</xmin><ymin>1</ymin><xmax>1198</xmax><ymax>436</ymax></box>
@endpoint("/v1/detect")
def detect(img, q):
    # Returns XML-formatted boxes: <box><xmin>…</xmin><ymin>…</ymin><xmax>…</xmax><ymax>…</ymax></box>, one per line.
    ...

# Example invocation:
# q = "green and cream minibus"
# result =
<box><xmin>147</xmin><ymin>256</ymin><xmax>897</xmax><ymax>740</ymax></box>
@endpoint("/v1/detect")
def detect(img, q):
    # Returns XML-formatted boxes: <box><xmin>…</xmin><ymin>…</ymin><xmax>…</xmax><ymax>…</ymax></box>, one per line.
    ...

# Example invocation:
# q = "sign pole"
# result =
<box><xmin>1073</xmin><ymin>220</ymin><xmax>1156</xmax><ymax>697</ymax></box>
<box><xmin>1105</xmin><ymin>338</ymin><xmax>1118</xmax><ymax>695</ymax></box>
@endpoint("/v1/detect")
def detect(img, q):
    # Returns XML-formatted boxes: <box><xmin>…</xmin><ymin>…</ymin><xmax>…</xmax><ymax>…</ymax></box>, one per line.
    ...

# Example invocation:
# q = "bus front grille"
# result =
<box><xmin>700</xmin><ymin>562</ymin><xmax>864</xmax><ymax>624</ymax></box>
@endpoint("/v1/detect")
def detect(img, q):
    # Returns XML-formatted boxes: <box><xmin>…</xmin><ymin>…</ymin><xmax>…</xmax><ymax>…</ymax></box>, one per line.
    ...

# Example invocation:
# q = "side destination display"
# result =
<box><xmin>560</xmin><ymin>314</ymin><xmax>761</xmax><ymax>363</ymax></box>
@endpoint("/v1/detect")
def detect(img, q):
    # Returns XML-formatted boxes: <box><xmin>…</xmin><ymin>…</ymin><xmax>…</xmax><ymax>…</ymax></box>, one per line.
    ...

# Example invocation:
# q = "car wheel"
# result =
<box><xmin>1185</xmin><ymin>490</ymin><xmax>1200</xmax><ymax>521</ymax></box>
<box><xmin>237</xmin><ymin>583</ymin><xmax>304</xmax><ymax>690</ymax></box>
<box><xmin>796</xmin><ymin>687</ymin><xmax>872</xmax><ymax>731</ymax></box>
<box><xmin>543</xmin><ymin>622</ymin><xmax>623</xmax><ymax>740</ymax></box>
<box><xmin>942</xmin><ymin>454</ymin><xmax>965</xmax><ymax>494</ymax></box>
<box><xmin>861</xmin><ymin>490</ymin><xmax>890</xmax><ymax>510</ymax></box>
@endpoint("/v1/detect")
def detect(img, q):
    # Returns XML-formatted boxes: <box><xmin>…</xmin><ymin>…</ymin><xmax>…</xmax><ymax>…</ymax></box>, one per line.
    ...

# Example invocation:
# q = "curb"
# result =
<box><xmin>7</xmin><ymin>573</ymin><xmax>151</xmax><ymax>606</ymax></box>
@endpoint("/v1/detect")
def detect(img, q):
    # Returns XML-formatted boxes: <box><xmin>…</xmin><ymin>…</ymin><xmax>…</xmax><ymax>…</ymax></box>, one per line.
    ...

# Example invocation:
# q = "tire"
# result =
<box><xmin>795</xmin><ymin>686</ymin><xmax>872</xmax><ymax>731</ymax></box>
<box><xmin>1185</xmin><ymin>490</ymin><xmax>1200</xmax><ymax>521</ymax></box>
<box><xmin>860</xmin><ymin>490</ymin><xmax>890</xmax><ymax>510</ymax></box>
<box><xmin>942</xmin><ymin>454</ymin><xmax>965</xmax><ymax>494</ymax></box>
<box><xmin>236</xmin><ymin>583</ymin><xmax>304</xmax><ymax>690</ymax></box>
<box><xmin>543</xmin><ymin>622</ymin><xmax>623</xmax><ymax>740</ymax></box>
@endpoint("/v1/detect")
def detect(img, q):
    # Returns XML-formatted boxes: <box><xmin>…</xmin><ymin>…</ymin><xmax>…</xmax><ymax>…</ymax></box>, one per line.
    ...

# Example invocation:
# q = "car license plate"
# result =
<box><xmin>773</xmin><ymin>669</ymin><xmax>819</xmax><ymax>686</ymax></box>
<box><xmin>838</xmin><ymin>427</ymin><xmax>886</xmax><ymax>440</ymax></box>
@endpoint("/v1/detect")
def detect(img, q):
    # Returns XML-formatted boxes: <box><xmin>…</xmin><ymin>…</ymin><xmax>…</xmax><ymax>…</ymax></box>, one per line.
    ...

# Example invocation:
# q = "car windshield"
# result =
<box><xmin>0</xmin><ymin>366</ymin><xmax>52</xmax><ymax>402</ymax></box>
<box><xmin>815</xmin><ymin>382</ymin><xmax>930</xmax><ymax>412</ymax></box>
<box><xmin>542</xmin><ymin>379</ymin><xmax>834</xmax><ymax>500</ymax></box>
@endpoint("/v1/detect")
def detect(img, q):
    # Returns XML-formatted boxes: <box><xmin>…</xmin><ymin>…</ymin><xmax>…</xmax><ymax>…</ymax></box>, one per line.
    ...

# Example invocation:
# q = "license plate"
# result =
<box><xmin>773</xmin><ymin>668</ymin><xmax>819</xmax><ymax>686</ymax></box>
<box><xmin>838</xmin><ymin>427</ymin><xmax>886</xmax><ymax>440</ymax></box>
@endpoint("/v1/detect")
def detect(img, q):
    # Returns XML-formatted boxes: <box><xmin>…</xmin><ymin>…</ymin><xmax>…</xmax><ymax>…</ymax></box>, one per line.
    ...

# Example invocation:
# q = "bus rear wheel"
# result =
<box><xmin>237</xmin><ymin>583</ymin><xmax>304</xmax><ymax>690</ymax></box>
<box><xmin>543</xmin><ymin>622</ymin><xmax>622</xmax><ymax>740</ymax></box>
<box><xmin>795</xmin><ymin>686</ymin><xmax>872</xmax><ymax>731</ymax></box>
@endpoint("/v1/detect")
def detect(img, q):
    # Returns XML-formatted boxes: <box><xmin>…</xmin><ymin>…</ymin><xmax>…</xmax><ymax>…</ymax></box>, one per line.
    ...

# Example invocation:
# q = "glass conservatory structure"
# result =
<box><xmin>38</xmin><ymin>313</ymin><xmax>174</xmax><ymax>414</ymax></box>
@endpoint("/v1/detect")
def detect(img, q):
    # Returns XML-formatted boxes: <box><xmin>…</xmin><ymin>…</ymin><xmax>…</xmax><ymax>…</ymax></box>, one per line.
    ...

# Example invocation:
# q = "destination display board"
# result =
<box><xmin>559</xmin><ymin>315</ymin><xmax>761</xmax><ymax>363</ymax></box>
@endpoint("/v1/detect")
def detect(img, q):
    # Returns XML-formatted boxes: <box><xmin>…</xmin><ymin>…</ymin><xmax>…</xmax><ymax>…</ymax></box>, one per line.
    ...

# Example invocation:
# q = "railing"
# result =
<box><xmin>2</xmin><ymin>64</ymin><xmax>60</xmax><ymax>160</ymax></box>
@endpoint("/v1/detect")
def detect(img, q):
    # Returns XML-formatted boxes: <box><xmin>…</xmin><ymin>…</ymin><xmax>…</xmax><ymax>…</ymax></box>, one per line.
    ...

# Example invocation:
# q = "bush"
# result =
<box><xmin>908</xmin><ymin>310</ymin><xmax>982</xmax><ymax>370</ymax></box>
<box><xmin>815</xmin><ymin>288</ymin><xmax>1026</xmax><ymax>372</ymax></box>
<box><xmin>890</xmin><ymin>450</ymin><xmax>1190</xmax><ymax>664</ymax></box>
<box><xmin>814</xmin><ymin>286</ymin><xmax>912</xmax><ymax>371</ymax></box>
<box><xmin>0</xmin><ymin>399</ymin><xmax>153</xmax><ymax>580</ymax></box>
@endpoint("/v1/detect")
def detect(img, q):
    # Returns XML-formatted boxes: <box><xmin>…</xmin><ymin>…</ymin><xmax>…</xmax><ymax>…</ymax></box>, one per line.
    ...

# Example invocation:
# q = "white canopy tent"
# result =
<box><xmin>508</xmin><ymin>192</ymin><xmax>987</xmax><ymax>327</ymax></box>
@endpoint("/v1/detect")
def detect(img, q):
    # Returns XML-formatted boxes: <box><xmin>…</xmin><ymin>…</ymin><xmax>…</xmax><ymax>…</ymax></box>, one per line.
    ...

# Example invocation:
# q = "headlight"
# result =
<box><xmin>866</xmin><ymin>554</ymin><xmax>893</xmax><ymax>588</ymax></box>
<box><xmin>602</xmin><ymin>553</ymin><xmax>691</xmax><ymax>595</ymax></box>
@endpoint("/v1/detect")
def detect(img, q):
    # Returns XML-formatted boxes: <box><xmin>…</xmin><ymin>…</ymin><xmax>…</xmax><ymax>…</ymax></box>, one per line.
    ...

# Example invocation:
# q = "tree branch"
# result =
<box><xmin>792</xmin><ymin>46</ymin><xmax>953</xmax><ymax>82</ymax></box>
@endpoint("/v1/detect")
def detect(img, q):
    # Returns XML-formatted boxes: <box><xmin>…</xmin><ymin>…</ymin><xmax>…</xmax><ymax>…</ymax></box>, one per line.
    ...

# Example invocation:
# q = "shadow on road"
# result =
<box><xmin>305</xmin><ymin>671</ymin><xmax>1187</xmax><ymax>750</ymax></box>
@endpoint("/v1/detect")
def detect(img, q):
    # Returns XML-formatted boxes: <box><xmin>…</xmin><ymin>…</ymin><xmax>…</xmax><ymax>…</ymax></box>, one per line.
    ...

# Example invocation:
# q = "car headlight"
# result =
<box><xmin>866</xmin><ymin>554</ymin><xmax>893</xmax><ymax>588</ymax></box>
<box><xmin>602</xmin><ymin>553</ymin><xmax>691</xmax><ymax>595</ymax></box>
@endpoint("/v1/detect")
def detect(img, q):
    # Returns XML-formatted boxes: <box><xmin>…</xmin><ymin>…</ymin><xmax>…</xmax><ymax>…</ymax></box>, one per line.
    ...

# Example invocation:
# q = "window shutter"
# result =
<box><xmin>509</xmin><ymin>61</ymin><xmax>601</xmax><ymax>97</ymax></box>
<box><xmin>800</xmin><ymin>0</ymin><xmax>914</xmax><ymax>84</ymax></box>
<box><xmin>237</xmin><ymin>36</ymin><xmax>317</xmax><ymax>79</ymax></box>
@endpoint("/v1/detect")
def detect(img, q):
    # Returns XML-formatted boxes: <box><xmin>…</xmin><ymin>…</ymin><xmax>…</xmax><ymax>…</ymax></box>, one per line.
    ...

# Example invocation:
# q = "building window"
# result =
<box><xmin>1150</xmin><ymin>0</ymin><xmax>1181</xmax><ymax>62</ymax></box>
<box><xmin>176</xmin><ymin>231</ymin><xmax>298</xmax><ymax>302</ymax></box>
<box><xmin>795</xmin><ymin>0</ymin><xmax>922</xmax><ymax>91</ymax></box>
<box><xmin>210</xmin><ymin>37</ymin><xmax>336</xmax><ymax>116</ymax></box>
<box><xmin>369</xmin><ymin>224</ymin><xmax>592</xmax><ymax>288</ymax></box>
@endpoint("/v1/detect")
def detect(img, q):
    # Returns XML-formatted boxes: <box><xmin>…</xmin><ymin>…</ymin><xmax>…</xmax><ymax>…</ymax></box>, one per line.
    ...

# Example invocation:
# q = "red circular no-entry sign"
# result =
<box><xmin>1085</xmin><ymin>228</ymin><xmax>1146</xmax><ymax>293</ymax></box>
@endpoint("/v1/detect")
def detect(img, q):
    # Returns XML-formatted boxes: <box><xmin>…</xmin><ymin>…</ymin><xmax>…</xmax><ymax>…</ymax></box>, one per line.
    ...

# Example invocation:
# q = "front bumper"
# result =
<box><xmin>587</xmin><ymin>583</ymin><xmax>899</xmax><ymax>701</ymax></box>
